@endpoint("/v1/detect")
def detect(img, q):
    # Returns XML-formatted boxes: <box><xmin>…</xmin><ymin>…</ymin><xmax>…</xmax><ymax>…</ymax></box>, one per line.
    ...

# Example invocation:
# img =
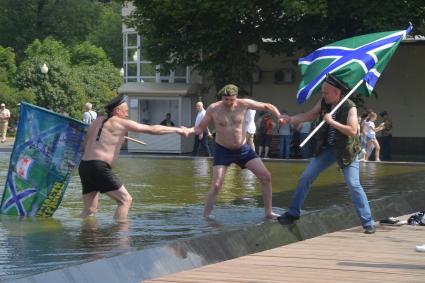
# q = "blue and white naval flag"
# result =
<box><xmin>296</xmin><ymin>24</ymin><xmax>412</xmax><ymax>104</ymax></box>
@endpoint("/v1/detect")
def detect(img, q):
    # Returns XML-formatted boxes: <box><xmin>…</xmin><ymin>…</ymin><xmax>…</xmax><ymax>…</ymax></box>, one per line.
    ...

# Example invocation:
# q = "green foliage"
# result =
<box><xmin>25</xmin><ymin>37</ymin><xmax>71</xmax><ymax>64</ymax></box>
<box><xmin>70</xmin><ymin>41</ymin><xmax>108</xmax><ymax>66</ymax></box>
<box><xmin>73</xmin><ymin>61</ymin><xmax>122</xmax><ymax>112</ymax></box>
<box><xmin>0</xmin><ymin>0</ymin><xmax>122</xmax><ymax>66</ymax></box>
<box><xmin>40</xmin><ymin>0</ymin><xmax>101</xmax><ymax>46</ymax></box>
<box><xmin>0</xmin><ymin>46</ymin><xmax>17</xmax><ymax>82</ymax></box>
<box><xmin>15</xmin><ymin>38</ymin><xmax>86</xmax><ymax>118</ymax></box>
<box><xmin>13</xmin><ymin>37</ymin><xmax>121</xmax><ymax>119</ymax></box>
<box><xmin>88</xmin><ymin>2</ymin><xmax>123</xmax><ymax>67</ymax></box>
<box><xmin>0</xmin><ymin>83</ymin><xmax>35</xmax><ymax>126</ymax></box>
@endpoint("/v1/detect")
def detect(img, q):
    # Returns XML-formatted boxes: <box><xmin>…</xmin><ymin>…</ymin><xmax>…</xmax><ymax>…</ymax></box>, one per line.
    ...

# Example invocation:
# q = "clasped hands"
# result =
<box><xmin>278</xmin><ymin>114</ymin><xmax>291</xmax><ymax>126</ymax></box>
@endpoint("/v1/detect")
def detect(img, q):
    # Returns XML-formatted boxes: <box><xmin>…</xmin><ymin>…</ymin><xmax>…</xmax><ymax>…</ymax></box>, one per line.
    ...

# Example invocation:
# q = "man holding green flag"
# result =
<box><xmin>278</xmin><ymin>25</ymin><xmax>412</xmax><ymax>234</ymax></box>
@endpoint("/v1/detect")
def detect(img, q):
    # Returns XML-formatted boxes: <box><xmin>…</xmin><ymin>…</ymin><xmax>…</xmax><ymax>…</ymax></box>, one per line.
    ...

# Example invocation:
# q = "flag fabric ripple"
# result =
<box><xmin>296</xmin><ymin>24</ymin><xmax>412</xmax><ymax>104</ymax></box>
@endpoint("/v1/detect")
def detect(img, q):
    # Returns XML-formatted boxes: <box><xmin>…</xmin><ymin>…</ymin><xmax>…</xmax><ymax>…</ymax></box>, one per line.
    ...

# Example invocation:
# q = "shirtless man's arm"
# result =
<box><xmin>189</xmin><ymin>104</ymin><xmax>214</xmax><ymax>136</ymax></box>
<box><xmin>242</xmin><ymin>99</ymin><xmax>281</xmax><ymax>120</ymax></box>
<box><xmin>122</xmin><ymin>119</ymin><xmax>189</xmax><ymax>136</ymax></box>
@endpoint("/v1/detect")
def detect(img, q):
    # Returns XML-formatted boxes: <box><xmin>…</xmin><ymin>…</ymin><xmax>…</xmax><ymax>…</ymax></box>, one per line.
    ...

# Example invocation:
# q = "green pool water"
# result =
<box><xmin>1</xmin><ymin>153</ymin><xmax>424</xmax><ymax>280</ymax></box>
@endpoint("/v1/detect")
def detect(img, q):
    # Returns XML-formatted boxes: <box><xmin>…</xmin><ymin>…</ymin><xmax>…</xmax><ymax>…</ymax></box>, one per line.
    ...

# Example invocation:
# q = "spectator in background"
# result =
<box><xmin>359</xmin><ymin>110</ymin><xmax>371</xmax><ymax>161</ymax></box>
<box><xmin>58</xmin><ymin>106</ymin><xmax>69</xmax><ymax>117</ymax></box>
<box><xmin>278</xmin><ymin>110</ymin><xmax>292</xmax><ymax>159</ymax></box>
<box><xmin>83</xmin><ymin>102</ymin><xmax>97</xmax><ymax>125</ymax></box>
<box><xmin>245</xmin><ymin>108</ymin><xmax>257</xmax><ymax>151</ymax></box>
<box><xmin>160</xmin><ymin>113</ymin><xmax>175</xmax><ymax>127</ymax></box>
<box><xmin>257</xmin><ymin>112</ymin><xmax>274</xmax><ymax>158</ymax></box>
<box><xmin>364</xmin><ymin>112</ymin><xmax>385</xmax><ymax>161</ymax></box>
<box><xmin>192</xmin><ymin>101</ymin><xmax>211</xmax><ymax>156</ymax></box>
<box><xmin>0</xmin><ymin>103</ymin><xmax>10</xmax><ymax>143</ymax></box>
<box><xmin>297</xmin><ymin>120</ymin><xmax>312</xmax><ymax>158</ymax></box>
<box><xmin>379</xmin><ymin>111</ymin><xmax>393</xmax><ymax>161</ymax></box>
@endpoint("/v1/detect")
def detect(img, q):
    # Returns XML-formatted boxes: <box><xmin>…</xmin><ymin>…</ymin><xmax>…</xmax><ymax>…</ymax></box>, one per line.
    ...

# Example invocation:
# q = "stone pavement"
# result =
<box><xmin>0</xmin><ymin>137</ymin><xmax>15</xmax><ymax>152</ymax></box>
<box><xmin>145</xmin><ymin>214</ymin><xmax>425</xmax><ymax>283</ymax></box>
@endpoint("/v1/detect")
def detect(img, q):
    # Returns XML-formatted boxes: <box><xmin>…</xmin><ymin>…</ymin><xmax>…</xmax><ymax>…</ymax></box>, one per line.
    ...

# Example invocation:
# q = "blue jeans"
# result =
<box><xmin>299</xmin><ymin>133</ymin><xmax>311</xmax><ymax>158</ymax></box>
<box><xmin>288</xmin><ymin>147</ymin><xmax>374</xmax><ymax>227</ymax></box>
<box><xmin>192</xmin><ymin>130</ymin><xmax>211</xmax><ymax>156</ymax></box>
<box><xmin>279</xmin><ymin>135</ymin><xmax>291</xmax><ymax>159</ymax></box>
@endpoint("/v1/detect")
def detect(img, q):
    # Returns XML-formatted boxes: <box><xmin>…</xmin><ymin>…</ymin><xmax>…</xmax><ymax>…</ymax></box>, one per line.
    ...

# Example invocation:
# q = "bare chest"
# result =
<box><xmin>214</xmin><ymin>109</ymin><xmax>244</xmax><ymax>128</ymax></box>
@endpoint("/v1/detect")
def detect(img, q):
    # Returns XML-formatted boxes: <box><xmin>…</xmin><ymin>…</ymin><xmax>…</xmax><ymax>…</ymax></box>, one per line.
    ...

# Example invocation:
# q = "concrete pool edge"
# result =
<box><xmin>9</xmin><ymin>188</ymin><xmax>425</xmax><ymax>283</ymax></box>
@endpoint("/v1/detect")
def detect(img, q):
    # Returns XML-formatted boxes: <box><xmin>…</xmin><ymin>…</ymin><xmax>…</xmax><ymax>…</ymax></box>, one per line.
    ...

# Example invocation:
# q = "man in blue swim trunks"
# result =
<box><xmin>189</xmin><ymin>84</ymin><xmax>285</xmax><ymax>219</ymax></box>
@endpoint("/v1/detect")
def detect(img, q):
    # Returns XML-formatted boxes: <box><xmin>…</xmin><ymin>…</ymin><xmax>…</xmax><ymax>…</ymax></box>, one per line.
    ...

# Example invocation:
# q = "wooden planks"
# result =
<box><xmin>145</xmin><ymin>216</ymin><xmax>425</xmax><ymax>283</ymax></box>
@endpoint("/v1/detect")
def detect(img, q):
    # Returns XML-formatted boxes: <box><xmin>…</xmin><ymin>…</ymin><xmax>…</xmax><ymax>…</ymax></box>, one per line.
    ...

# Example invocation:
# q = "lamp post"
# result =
<box><xmin>247</xmin><ymin>43</ymin><xmax>258</xmax><ymax>54</ymax></box>
<box><xmin>247</xmin><ymin>44</ymin><xmax>259</xmax><ymax>97</ymax></box>
<box><xmin>40</xmin><ymin>63</ymin><xmax>48</xmax><ymax>74</ymax></box>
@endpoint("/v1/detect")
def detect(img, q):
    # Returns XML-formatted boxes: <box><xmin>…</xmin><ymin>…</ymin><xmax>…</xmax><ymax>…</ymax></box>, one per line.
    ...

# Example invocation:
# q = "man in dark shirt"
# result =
<box><xmin>160</xmin><ymin>113</ymin><xmax>175</xmax><ymax>126</ymax></box>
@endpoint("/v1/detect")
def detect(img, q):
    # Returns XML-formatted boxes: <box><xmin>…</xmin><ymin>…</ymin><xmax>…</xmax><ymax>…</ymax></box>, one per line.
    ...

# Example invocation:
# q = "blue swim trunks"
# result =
<box><xmin>213</xmin><ymin>142</ymin><xmax>258</xmax><ymax>168</ymax></box>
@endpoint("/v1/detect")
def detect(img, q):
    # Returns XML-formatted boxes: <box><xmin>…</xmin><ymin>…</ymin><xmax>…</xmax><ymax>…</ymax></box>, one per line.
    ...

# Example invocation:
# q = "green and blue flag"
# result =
<box><xmin>297</xmin><ymin>24</ymin><xmax>412</xmax><ymax>104</ymax></box>
<box><xmin>0</xmin><ymin>103</ymin><xmax>87</xmax><ymax>217</ymax></box>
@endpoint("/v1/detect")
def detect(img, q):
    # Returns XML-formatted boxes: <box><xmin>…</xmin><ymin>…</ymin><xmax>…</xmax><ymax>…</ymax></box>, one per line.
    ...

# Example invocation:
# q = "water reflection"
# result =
<box><xmin>0</xmin><ymin>153</ymin><xmax>425</xmax><ymax>280</ymax></box>
<box><xmin>78</xmin><ymin>218</ymin><xmax>133</xmax><ymax>260</ymax></box>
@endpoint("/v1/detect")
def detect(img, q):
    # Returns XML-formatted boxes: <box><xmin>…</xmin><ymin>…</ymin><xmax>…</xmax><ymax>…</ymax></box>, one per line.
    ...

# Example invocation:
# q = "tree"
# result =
<box><xmin>88</xmin><ymin>2</ymin><xmax>123</xmax><ymax>67</ymax></box>
<box><xmin>123</xmin><ymin>0</ymin><xmax>425</xmax><ymax>91</ymax></box>
<box><xmin>70</xmin><ymin>41</ymin><xmax>109</xmax><ymax>66</ymax></box>
<box><xmin>14</xmin><ymin>38</ymin><xmax>86</xmax><ymax>118</ymax></box>
<box><xmin>14</xmin><ymin>38</ymin><xmax>122</xmax><ymax>119</ymax></box>
<box><xmin>0</xmin><ymin>0</ymin><xmax>123</xmax><ymax>66</ymax></box>
<box><xmin>0</xmin><ymin>46</ymin><xmax>17</xmax><ymax>82</ymax></box>
<box><xmin>0</xmin><ymin>46</ymin><xmax>35</xmax><ymax>126</ymax></box>
<box><xmin>73</xmin><ymin>62</ymin><xmax>122</xmax><ymax>112</ymax></box>
<box><xmin>70</xmin><ymin>41</ymin><xmax>121</xmax><ymax>112</ymax></box>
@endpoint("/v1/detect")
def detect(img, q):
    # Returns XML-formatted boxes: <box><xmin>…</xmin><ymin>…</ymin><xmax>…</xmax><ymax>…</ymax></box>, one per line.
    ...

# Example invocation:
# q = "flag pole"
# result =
<box><xmin>300</xmin><ymin>79</ymin><xmax>364</xmax><ymax>148</ymax></box>
<box><xmin>124</xmin><ymin>136</ymin><xmax>146</xmax><ymax>145</ymax></box>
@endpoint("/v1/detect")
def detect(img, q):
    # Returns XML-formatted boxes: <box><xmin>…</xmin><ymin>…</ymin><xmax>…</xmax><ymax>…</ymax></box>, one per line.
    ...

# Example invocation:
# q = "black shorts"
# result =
<box><xmin>78</xmin><ymin>160</ymin><xmax>122</xmax><ymax>194</ymax></box>
<box><xmin>213</xmin><ymin>142</ymin><xmax>258</xmax><ymax>169</ymax></box>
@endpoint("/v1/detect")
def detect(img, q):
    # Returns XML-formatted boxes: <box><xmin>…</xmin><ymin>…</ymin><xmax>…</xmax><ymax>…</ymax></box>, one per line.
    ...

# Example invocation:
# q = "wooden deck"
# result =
<box><xmin>145</xmin><ymin>215</ymin><xmax>425</xmax><ymax>283</ymax></box>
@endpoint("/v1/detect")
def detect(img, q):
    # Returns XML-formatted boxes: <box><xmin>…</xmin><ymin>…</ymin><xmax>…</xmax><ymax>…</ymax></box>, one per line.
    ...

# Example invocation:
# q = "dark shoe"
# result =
<box><xmin>277</xmin><ymin>212</ymin><xmax>299</xmax><ymax>225</ymax></box>
<box><xmin>379</xmin><ymin>217</ymin><xmax>400</xmax><ymax>225</ymax></box>
<box><xmin>364</xmin><ymin>225</ymin><xmax>376</xmax><ymax>234</ymax></box>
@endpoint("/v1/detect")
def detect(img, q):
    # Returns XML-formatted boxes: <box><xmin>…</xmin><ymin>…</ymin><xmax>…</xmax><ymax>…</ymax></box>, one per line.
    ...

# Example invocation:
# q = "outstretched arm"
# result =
<box><xmin>243</xmin><ymin>99</ymin><xmax>281</xmax><ymax>119</ymax></box>
<box><xmin>123</xmin><ymin>119</ymin><xmax>189</xmax><ymax>136</ymax></box>
<box><xmin>188</xmin><ymin>106</ymin><xmax>213</xmax><ymax>136</ymax></box>
<box><xmin>284</xmin><ymin>99</ymin><xmax>322</xmax><ymax>126</ymax></box>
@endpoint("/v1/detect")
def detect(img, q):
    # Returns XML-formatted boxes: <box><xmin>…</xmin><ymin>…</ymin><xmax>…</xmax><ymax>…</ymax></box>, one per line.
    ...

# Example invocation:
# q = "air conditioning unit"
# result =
<box><xmin>274</xmin><ymin>68</ymin><xmax>294</xmax><ymax>84</ymax></box>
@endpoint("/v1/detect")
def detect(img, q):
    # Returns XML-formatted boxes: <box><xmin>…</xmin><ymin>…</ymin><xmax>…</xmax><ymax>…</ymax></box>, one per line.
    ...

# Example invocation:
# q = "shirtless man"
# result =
<box><xmin>189</xmin><ymin>84</ymin><xmax>284</xmax><ymax>219</ymax></box>
<box><xmin>79</xmin><ymin>95</ymin><xmax>189</xmax><ymax>221</ymax></box>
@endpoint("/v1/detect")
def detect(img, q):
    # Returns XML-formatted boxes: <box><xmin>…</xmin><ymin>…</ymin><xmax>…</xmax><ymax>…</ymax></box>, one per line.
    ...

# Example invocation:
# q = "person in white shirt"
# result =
<box><xmin>82</xmin><ymin>102</ymin><xmax>97</xmax><ymax>125</ymax></box>
<box><xmin>278</xmin><ymin>110</ymin><xmax>292</xmax><ymax>159</ymax></box>
<box><xmin>191</xmin><ymin>101</ymin><xmax>211</xmax><ymax>156</ymax></box>
<box><xmin>0</xmin><ymin>103</ymin><xmax>10</xmax><ymax>143</ymax></box>
<box><xmin>364</xmin><ymin>112</ymin><xmax>384</xmax><ymax>161</ymax></box>
<box><xmin>297</xmin><ymin>120</ymin><xmax>312</xmax><ymax>158</ymax></box>
<box><xmin>245</xmin><ymin>109</ymin><xmax>256</xmax><ymax>151</ymax></box>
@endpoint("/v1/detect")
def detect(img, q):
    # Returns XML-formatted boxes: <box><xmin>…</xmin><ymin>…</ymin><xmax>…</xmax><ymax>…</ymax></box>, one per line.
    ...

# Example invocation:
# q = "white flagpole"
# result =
<box><xmin>299</xmin><ymin>79</ymin><xmax>364</xmax><ymax>148</ymax></box>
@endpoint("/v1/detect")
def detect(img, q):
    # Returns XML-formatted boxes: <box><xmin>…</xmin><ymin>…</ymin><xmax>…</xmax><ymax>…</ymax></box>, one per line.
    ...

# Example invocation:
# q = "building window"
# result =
<box><xmin>123</xmin><ymin>30</ymin><xmax>190</xmax><ymax>83</ymax></box>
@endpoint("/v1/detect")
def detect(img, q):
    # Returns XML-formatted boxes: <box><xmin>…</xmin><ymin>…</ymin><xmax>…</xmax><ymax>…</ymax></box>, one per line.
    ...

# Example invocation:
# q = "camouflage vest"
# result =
<box><xmin>313</xmin><ymin>98</ymin><xmax>361</xmax><ymax>168</ymax></box>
